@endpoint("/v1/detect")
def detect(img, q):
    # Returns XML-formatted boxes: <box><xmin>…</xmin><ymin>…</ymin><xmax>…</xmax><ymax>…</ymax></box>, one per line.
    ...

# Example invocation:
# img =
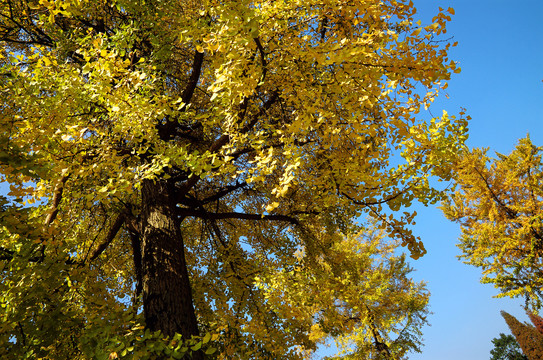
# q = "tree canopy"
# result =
<box><xmin>490</xmin><ymin>333</ymin><xmax>528</xmax><ymax>360</ymax></box>
<box><xmin>501</xmin><ymin>311</ymin><xmax>543</xmax><ymax>360</ymax></box>
<box><xmin>0</xmin><ymin>0</ymin><xmax>466</xmax><ymax>358</ymax></box>
<box><xmin>441</xmin><ymin>136</ymin><xmax>543</xmax><ymax>308</ymax></box>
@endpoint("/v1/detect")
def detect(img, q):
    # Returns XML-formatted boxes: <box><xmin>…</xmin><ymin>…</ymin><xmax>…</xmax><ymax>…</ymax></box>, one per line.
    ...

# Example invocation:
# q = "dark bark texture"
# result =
<box><xmin>140</xmin><ymin>178</ymin><xmax>202</xmax><ymax>359</ymax></box>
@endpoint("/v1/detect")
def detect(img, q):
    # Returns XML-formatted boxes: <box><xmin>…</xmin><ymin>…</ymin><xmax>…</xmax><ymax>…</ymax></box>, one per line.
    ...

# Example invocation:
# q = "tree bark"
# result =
<box><xmin>140</xmin><ymin>178</ymin><xmax>202</xmax><ymax>359</ymax></box>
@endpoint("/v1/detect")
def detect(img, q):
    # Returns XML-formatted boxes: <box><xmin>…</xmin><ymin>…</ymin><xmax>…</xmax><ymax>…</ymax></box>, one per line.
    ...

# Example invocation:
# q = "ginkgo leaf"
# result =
<box><xmin>0</xmin><ymin>0</ymin><xmax>464</xmax><ymax>358</ymax></box>
<box><xmin>442</xmin><ymin>136</ymin><xmax>543</xmax><ymax>308</ymax></box>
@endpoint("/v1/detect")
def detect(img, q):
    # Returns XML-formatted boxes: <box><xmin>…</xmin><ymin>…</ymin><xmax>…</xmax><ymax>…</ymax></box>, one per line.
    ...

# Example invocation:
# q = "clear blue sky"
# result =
<box><xmin>407</xmin><ymin>1</ymin><xmax>543</xmax><ymax>359</ymax></box>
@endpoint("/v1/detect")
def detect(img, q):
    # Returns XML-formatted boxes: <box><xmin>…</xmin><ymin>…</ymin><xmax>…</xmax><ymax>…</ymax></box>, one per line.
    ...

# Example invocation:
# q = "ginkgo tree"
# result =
<box><xmin>442</xmin><ymin>136</ymin><xmax>543</xmax><ymax>308</ymax></box>
<box><xmin>501</xmin><ymin>310</ymin><xmax>543</xmax><ymax>360</ymax></box>
<box><xmin>0</xmin><ymin>0</ymin><xmax>466</xmax><ymax>358</ymax></box>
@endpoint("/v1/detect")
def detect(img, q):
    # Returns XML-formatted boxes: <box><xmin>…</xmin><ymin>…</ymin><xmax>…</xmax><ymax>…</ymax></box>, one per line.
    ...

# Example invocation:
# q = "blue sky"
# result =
<box><xmin>407</xmin><ymin>1</ymin><xmax>543</xmax><ymax>359</ymax></box>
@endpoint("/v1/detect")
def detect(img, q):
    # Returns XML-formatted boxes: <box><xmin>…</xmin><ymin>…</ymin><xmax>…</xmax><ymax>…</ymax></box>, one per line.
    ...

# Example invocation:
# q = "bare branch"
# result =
<box><xmin>199</xmin><ymin>182</ymin><xmax>247</xmax><ymax>205</ymax></box>
<box><xmin>44</xmin><ymin>174</ymin><xmax>69</xmax><ymax>226</ymax></box>
<box><xmin>88</xmin><ymin>213</ymin><xmax>126</xmax><ymax>262</ymax></box>
<box><xmin>184</xmin><ymin>209</ymin><xmax>299</xmax><ymax>225</ymax></box>
<box><xmin>341</xmin><ymin>189</ymin><xmax>405</xmax><ymax>207</ymax></box>
<box><xmin>158</xmin><ymin>49</ymin><xmax>204</xmax><ymax>140</ymax></box>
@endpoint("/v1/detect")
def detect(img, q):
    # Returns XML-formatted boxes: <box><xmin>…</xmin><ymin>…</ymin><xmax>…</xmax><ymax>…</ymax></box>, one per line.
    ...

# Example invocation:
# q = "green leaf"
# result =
<box><xmin>202</xmin><ymin>332</ymin><xmax>211</xmax><ymax>344</ymax></box>
<box><xmin>205</xmin><ymin>347</ymin><xmax>217</xmax><ymax>355</ymax></box>
<box><xmin>191</xmin><ymin>341</ymin><xmax>202</xmax><ymax>351</ymax></box>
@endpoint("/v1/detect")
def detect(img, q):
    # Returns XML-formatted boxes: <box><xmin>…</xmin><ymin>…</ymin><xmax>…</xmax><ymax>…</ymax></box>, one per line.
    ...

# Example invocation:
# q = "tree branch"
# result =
<box><xmin>183</xmin><ymin>209</ymin><xmax>299</xmax><ymax>225</ymax></box>
<box><xmin>88</xmin><ymin>213</ymin><xmax>126</xmax><ymax>262</ymax></box>
<box><xmin>473</xmin><ymin>167</ymin><xmax>518</xmax><ymax>219</ymax></box>
<box><xmin>340</xmin><ymin>189</ymin><xmax>405</xmax><ymax>207</ymax></box>
<box><xmin>177</xmin><ymin>91</ymin><xmax>279</xmax><ymax>196</ymax></box>
<box><xmin>129</xmin><ymin>230</ymin><xmax>143</xmax><ymax>299</ymax></box>
<box><xmin>44</xmin><ymin>174</ymin><xmax>69</xmax><ymax>226</ymax></box>
<box><xmin>0</xmin><ymin>247</ymin><xmax>15</xmax><ymax>261</ymax></box>
<box><xmin>158</xmin><ymin>49</ymin><xmax>204</xmax><ymax>140</ymax></box>
<box><xmin>199</xmin><ymin>181</ymin><xmax>248</xmax><ymax>205</ymax></box>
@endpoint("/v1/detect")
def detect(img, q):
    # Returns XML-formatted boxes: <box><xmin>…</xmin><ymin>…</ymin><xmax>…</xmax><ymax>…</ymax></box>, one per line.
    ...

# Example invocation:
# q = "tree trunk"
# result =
<box><xmin>140</xmin><ymin>178</ymin><xmax>202</xmax><ymax>359</ymax></box>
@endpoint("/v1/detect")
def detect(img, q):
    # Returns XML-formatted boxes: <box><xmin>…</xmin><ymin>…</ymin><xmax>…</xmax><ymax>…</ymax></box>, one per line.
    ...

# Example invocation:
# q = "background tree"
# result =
<box><xmin>527</xmin><ymin>310</ymin><xmax>543</xmax><ymax>334</ymax></box>
<box><xmin>490</xmin><ymin>333</ymin><xmax>528</xmax><ymax>360</ymax></box>
<box><xmin>501</xmin><ymin>311</ymin><xmax>543</xmax><ymax>360</ymax></box>
<box><xmin>0</xmin><ymin>0</ymin><xmax>466</xmax><ymax>358</ymax></box>
<box><xmin>441</xmin><ymin>136</ymin><xmax>543</xmax><ymax>308</ymax></box>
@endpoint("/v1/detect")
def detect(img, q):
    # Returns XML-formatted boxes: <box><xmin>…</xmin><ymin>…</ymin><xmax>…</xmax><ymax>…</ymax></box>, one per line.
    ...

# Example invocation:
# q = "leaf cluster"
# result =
<box><xmin>490</xmin><ymin>333</ymin><xmax>528</xmax><ymax>360</ymax></box>
<box><xmin>501</xmin><ymin>311</ymin><xmax>543</xmax><ymax>360</ymax></box>
<box><xmin>0</xmin><ymin>0</ymin><xmax>464</xmax><ymax>358</ymax></box>
<box><xmin>442</xmin><ymin>136</ymin><xmax>543</xmax><ymax>307</ymax></box>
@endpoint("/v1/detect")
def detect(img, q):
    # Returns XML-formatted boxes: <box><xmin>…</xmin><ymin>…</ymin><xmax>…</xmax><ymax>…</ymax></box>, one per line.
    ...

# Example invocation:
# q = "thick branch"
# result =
<box><xmin>44</xmin><ymin>174</ymin><xmax>69</xmax><ymax>226</ymax></box>
<box><xmin>129</xmin><ymin>230</ymin><xmax>143</xmax><ymax>298</ymax></box>
<box><xmin>174</xmin><ymin>38</ymin><xmax>273</xmax><ymax>195</ymax></box>
<box><xmin>88</xmin><ymin>213</ymin><xmax>126</xmax><ymax>262</ymax></box>
<box><xmin>0</xmin><ymin>4</ymin><xmax>54</xmax><ymax>47</ymax></box>
<box><xmin>319</xmin><ymin>16</ymin><xmax>329</xmax><ymax>41</ymax></box>
<box><xmin>123</xmin><ymin>213</ymin><xmax>143</xmax><ymax>298</ymax></box>
<box><xmin>0</xmin><ymin>247</ymin><xmax>15</xmax><ymax>261</ymax></box>
<box><xmin>366</xmin><ymin>305</ymin><xmax>392</xmax><ymax>358</ymax></box>
<box><xmin>210</xmin><ymin>91</ymin><xmax>280</xmax><ymax>153</ymax></box>
<box><xmin>184</xmin><ymin>209</ymin><xmax>299</xmax><ymax>225</ymax></box>
<box><xmin>177</xmin><ymin>91</ymin><xmax>279</xmax><ymax>196</ymax></box>
<box><xmin>158</xmin><ymin>50</ymin><xmax>204</xmax><ymax>140</ymax></box>
<box><xmin>181</xmin><ymin>51</ymin><xmax>205</xmax><ymax>105</ymax></box>
<box><xmin>253</xmin><ymin>37</ymin><xmax>268</xmax><ymax>84</ymax></box>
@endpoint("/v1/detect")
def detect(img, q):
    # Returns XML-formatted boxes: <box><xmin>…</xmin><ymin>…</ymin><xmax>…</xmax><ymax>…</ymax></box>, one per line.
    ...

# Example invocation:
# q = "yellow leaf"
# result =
<box><xmin>265</xmin><ymin>202</ymin><xmax>279</xmax><ymax>212</ymax></box>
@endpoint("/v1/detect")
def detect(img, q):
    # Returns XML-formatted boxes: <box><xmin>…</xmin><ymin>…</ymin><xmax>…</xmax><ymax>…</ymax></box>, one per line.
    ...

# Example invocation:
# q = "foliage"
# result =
<box><xmin>441</xmin><ymin>136</ymin><xmax>543</xmax><ymax>308</ymax></box>
<box><xmin>254</xmin><ymin>227</ymin><xmax>430</xmax><ymax>360</ymax></box>
<box><xmin>0</xmin><ymin>0</ymin><xmax>465</xmax><ymax>358</ymax></box>
<box><xmin>490</xmin><ymin>333</ymin><xmax>528</xmax><ymax>360</ymax></box>
<box><xmin>501</xmin><ymin>311</ymin><xmax>543</xmax><ymax>360</ymax></box>
<box><xmin>527</xmin><ymin>311</ymin><xmax>543</xmax><ymax>334</ymax></box>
